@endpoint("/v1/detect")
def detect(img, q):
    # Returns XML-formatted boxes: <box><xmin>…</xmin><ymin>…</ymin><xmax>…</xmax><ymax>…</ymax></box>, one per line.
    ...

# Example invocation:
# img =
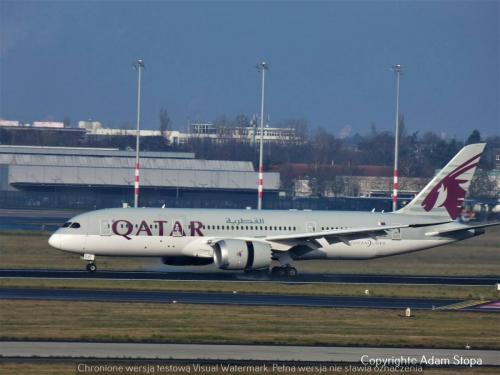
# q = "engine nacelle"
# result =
<box><xmin>161</xmin><ymin>256</ymin><xmax>213</xmax><ymax>266</ymax></box>
<box><xmin>213</xmin><ymin>239</ymin><xmax>272</xmax><ymax>270</ymax></box>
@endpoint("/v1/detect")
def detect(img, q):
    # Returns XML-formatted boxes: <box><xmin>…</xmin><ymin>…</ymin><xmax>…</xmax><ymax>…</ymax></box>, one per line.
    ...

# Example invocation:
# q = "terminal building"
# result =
<box><xmin>0</xmin><ymin>145</ymin><xmax>280</xmax><ymax>209</ymax></box>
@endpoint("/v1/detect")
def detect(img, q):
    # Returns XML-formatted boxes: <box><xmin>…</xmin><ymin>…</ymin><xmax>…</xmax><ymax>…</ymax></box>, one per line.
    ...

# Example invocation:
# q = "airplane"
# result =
<box><xmin>48</xmin><ymin>143</ymin><xmax>498</xmax><ymax>276</ymax></box>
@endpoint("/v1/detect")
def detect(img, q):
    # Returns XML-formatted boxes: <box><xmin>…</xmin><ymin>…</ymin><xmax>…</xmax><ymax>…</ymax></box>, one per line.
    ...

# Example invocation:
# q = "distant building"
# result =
<box><xmin>1</xmin><ymin>119</ymin><xmax>65</xmax><ymax>128</ymax></box>
<box><xmin>0</xmin><ymin>145</ymin><xmax>280</xmax><ymax>209</ymax></box>
<box><xmin>190</xmin><ymin>122</ymin><xmax>217</xmax><ymax>135</ymax></box>
<box><xmin>32</xmin><ymin>121</ymin><xmax>64</xmax><ymax>128</ymax></box>
<box><xmin>79</xmin><ymin>121</ymin><xmax>163</xmax><ymax>137</ymax></box>
<box><xmin>3</xmin><ymin>118</ymin><xmax>301</xmax><ymax>144</ymax></box>
<box><xmin>91</xmin><ymin>128</ymin><xmax>163</xmax><ymax>137</ymax></box>
<box><xmin>494</xmin><ymin>148</ymin><xmax>500</xmax><ymax>170</ymax></box>
<box><xmin>78</xmin><ymin>120</ymin><xmax>102</xmax><ymax>132</ymax></box>
<box><xmin>278</xmin><ymin>163</ymin><xmax>428</xmax><ymax>198</ymax></box>
<box><xmin>0</xmin><ymin>120</ymin><xmax>20</xmax><ymax>127</ymax></box>
<box><xmin>170</xmin><ymin>121</ymin><xmax>301</xmax><ymax>145</ymax></box>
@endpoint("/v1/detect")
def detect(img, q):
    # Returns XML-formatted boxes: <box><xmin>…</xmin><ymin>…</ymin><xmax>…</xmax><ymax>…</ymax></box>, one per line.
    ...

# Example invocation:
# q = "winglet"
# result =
<box><xmin>398</xmin><ymin>143</ymin><xmax>486</xmax><ymax>220</ymax></box>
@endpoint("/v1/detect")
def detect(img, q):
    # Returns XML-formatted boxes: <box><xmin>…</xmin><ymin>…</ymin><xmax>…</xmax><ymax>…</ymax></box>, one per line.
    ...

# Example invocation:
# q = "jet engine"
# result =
<box><xmin>161</xmin><ymin>256</ymin><xmax>213</xmax><ymax>266</ymax></box>
<box><xmin>212</xmin><ymin>239</ymin><xmax>272</xmax><ymax>270</ymax></box>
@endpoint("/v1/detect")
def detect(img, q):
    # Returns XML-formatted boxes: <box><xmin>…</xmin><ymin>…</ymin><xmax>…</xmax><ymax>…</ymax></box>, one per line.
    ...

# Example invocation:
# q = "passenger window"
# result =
<box><xmin>70</xmin><ymin>222</ymin><xmax>80</xmax><ymax>228</ymax></box>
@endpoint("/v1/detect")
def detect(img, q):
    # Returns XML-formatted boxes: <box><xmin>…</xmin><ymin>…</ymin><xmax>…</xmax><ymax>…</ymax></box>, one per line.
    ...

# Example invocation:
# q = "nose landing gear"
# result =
<box><xmin>82</xmin><ymin>253</ymin><xmax>97</xmax><ymax>272</ymax></box>
<box><xmin>86</xmin><ymin>263</ymin><xmax>97</xmax><ymax>272</ymax></box>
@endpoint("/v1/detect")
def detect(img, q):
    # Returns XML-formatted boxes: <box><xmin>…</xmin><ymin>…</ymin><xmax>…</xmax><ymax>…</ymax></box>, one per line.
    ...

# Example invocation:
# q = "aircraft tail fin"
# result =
<box><xmin>398</xmin><ymin>143</ymin><xmax>486</xmax><ymax>220</ymax></box>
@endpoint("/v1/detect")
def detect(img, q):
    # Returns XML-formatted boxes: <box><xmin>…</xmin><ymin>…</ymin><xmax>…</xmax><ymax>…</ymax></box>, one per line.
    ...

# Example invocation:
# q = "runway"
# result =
<box><xmin>1</xmin><ymin>287</ymin><xmax>496</xmax><ymax>311</ymax></box>
<box><xmin>1</xmin><ymin>341</ymin><xmax>499</xmax><ymax>365</ymax></box>
<box><xmin>1</xmin><ymin>268</ymin><xmax>499</xmax><ymax>286</ymax></box>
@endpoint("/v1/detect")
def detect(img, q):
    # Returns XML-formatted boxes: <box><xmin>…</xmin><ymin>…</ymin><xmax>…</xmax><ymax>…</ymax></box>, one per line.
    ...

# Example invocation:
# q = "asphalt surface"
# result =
<box><xmin>0</xmin><ymin>287</ymin><xmax>474</xmax><ymax>310</ymax></box>
<box><xmin>1</xmin><ymin>268</ymin><xmax>499</xmax><ymax>285</ymax></box>
<box><xmin>1</xmin><ymin>341</ymin><xmax>499</xmax><ymax>365</ymax></box>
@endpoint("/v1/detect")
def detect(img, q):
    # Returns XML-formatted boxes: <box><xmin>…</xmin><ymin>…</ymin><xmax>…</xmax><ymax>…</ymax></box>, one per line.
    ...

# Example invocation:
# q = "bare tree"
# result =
<box><xmin>63</xmin><ymin>116</ymin><xmax>71</xmax><ymax>128</ymax></box>
<box><xmin>469</xmin><ymin>169</ymin><xmax>499</xmax><ymax>199</ymax></box>
<box><xmin>159</xmin><ymin>108</ymin><xmax>171</xmax><ymax>133</ymax></box>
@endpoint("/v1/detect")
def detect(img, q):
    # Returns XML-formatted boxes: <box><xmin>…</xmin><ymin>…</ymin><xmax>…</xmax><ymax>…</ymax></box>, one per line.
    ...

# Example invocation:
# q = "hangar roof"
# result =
<box><xmin>0</xmin><ymin>145</ymin><xmax>195</xmax><ymax>159</ymax></box>
<box><xmin>0</xmin><ymin>146</ymin><xmax>280</xmax><ymax>190</ymax></box>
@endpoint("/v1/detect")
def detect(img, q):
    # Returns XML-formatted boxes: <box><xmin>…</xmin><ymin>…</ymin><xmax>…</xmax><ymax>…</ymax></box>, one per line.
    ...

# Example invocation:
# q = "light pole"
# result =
<box><xmin>257</xmin><ymin>61</ymin><xmax>268</xmax><ymax>210</ymax></box>
<box><xmin>133</xmin><ymin>59</ymin><xmax>145</xmax><ymax>208</ymax></box>
<box><xmin>391</xmin><ymin>64</ymin><xmax>402</xmax><ymax>212</ymax></box>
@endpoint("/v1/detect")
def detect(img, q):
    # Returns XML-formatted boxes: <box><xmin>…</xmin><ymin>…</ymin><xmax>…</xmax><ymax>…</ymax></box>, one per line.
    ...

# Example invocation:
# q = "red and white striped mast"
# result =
<box><xmin>257</xmin><ymin>61</ymin><xmax>268</xmax><ymax>210</ymax></box>
<box><xmin>133</xmin><ymin>59</ymin><xmax>145</xmax><ymax>208</ymax></box>
<box><xmin>391</xmin><ymin>64</ymin><xmax>402</xmax><ymax>212</ymax></box>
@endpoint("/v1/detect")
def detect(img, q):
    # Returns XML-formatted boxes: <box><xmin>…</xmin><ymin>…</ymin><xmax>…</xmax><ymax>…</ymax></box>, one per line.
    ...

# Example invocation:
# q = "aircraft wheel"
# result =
<box><xmin>86</xmin><ymin>263</ymin><xmax>97</xmax><ymax>272</ymax></box>
<box><xmin>285</xmin><ymin>267</ymin><xmax>298</xmax><ymax>277</ymax></box>
<box><xmin>276</xmin><ymin>267</ymin><xmax>286</xmax><ymax>277</ymax></box>
<box><xmin>270</xmin><ymin>266</ymin><xmax>285</xmax><ymax>277</ymax></box>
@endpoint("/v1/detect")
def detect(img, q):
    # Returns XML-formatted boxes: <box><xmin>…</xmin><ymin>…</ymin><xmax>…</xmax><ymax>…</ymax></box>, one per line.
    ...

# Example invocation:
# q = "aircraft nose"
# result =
<box><xmin>48</xmin><ymin>233</ymin><xmax>61</xmax><ymax>249</ymax></box>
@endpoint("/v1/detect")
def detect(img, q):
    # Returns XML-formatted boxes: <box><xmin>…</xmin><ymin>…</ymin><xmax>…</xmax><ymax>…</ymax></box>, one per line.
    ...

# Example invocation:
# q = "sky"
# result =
<box><xmin>0</xmin><ymin>0</ymin><xmax>498</xmax><ymax>139</ymax></box>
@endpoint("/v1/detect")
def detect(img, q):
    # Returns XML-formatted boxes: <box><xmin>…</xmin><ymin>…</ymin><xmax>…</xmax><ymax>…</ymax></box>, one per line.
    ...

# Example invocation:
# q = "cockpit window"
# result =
<box><xmin>62</xmin><ymin>222</ymin><xmax>72</xmax><ymax>228</ymax></box>
<box><xmin>70</xmin><ymin>222</ymin><xmax>81</xmax><ymax>228</ymax></box>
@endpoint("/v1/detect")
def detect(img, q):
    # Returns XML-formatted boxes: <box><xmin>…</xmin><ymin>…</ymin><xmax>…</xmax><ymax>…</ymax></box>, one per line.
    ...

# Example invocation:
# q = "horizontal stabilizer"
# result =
<box><xmin>425</xmin><ymin>222</ymin><xmax>500</xmax><ymax>236</ymax></box>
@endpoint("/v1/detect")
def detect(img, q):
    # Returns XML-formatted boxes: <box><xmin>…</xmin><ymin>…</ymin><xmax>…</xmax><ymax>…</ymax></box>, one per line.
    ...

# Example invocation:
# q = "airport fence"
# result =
<box><xmin>0</xmin><ymin>189</ymin><xmax>395</xmax><ymax>212</ymax></box>
<box><xmin>0</xmin><ymin>190</ymin><xmax>497</xmax><ymax>221</ymax></box>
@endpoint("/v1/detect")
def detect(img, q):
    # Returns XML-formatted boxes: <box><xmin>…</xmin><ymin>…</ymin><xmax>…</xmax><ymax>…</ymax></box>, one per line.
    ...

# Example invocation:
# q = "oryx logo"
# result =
<box><xmin>421</xmin><ymin>153</ymin><xmax>481</xmax><ymax>219</ymax></box>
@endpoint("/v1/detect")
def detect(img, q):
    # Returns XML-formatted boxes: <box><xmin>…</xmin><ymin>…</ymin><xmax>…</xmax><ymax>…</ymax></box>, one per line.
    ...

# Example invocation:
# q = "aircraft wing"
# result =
<box><xmin>265</xmin><ymin>224</ymin><xmax>410</xmax><ymax>243</ymax></box>
<box><xmin>425</xmin><ymin>221</ymin><xmax>500</xmax><ymax>237</ymax></box>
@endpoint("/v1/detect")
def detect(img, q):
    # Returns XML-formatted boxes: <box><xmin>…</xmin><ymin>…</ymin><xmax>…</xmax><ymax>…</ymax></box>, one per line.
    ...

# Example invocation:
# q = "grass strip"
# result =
<box><xmin>1</xmin><ymin>300</ymin><xmax>499</xmax><ymax>349</ymax></box>
<box><xmin>1</xmin><ymin>278</ymin><xmax>499</xmax><ymax>300</ymax></box>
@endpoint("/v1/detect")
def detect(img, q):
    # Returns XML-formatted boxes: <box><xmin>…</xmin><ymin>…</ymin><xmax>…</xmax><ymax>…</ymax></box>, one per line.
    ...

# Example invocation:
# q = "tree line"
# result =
<box><xmin>0</xmin><ymin>114</ymin><xmax>498</xmax><ymax>199</ymax></box>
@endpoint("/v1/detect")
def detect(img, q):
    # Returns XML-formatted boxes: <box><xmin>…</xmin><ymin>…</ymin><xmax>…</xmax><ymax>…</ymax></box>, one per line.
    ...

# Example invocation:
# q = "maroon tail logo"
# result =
<box><xmin>421</xmin><ymin>153</ymin><xmax>481</xmax><ymax>219</ymax></box>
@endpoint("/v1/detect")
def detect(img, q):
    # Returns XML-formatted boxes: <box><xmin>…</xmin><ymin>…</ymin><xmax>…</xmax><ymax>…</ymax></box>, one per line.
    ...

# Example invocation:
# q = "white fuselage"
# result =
<box><xmin>48</xmin><ymin>207</ymin><xmax>473</xmax><ymax>261</ymax></box>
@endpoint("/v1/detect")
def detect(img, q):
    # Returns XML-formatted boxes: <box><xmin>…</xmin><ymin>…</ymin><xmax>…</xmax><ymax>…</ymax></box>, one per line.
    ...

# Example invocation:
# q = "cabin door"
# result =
<box><xmin>305</xmin><ymin>221</ymin><xmax>317</xmax><ymax>233</ymax></box>
<box><xmin>100</xmin><ymin>219</ymin><xmax>112</xmax><ymax>236</ymax></box>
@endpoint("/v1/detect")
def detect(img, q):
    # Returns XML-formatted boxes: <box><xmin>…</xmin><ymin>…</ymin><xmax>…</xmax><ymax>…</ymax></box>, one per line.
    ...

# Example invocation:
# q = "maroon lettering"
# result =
<box><xmin>154</xmin><ymin>220</ymin><xmax>168</xmax><ymax>236</ymax></box>
<box><xmin>190</xmin><ymin>221</ymin><xmax>204</xmax><ymax>237</ymax></box>
<box><xmin>112</xmin><ymin>220</ymin><xmax>133</xmax><ymax>240</ymax></box>
<box><xmin>136</xmin><ymin>220</ymin><xmax>152</xmax><ymax>236</ymax></box>
<box><xmin>170</xmin><ymin>220</ymin><xmax>185</xmax><ymax>237</ymax></box>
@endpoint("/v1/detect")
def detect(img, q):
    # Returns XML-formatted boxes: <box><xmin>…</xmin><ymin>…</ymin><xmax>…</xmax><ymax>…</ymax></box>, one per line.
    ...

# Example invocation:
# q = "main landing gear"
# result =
<box><xmin>270</xmin><ymin>265</ymin><xmax>298</xmax><ymax>278</ymax></box>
